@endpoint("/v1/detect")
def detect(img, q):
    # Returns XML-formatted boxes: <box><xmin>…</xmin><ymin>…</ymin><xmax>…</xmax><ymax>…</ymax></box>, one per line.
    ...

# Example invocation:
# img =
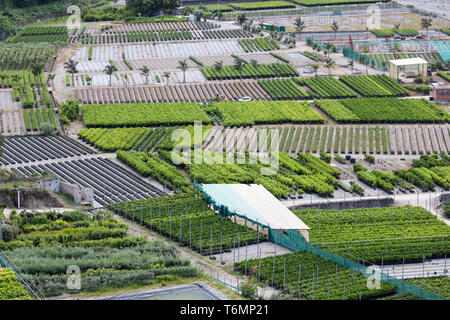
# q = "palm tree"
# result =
<box><xmin>64</xmin><ymin>59</ymin><xmax>79</xmax><ymax>88</ymax></box>
<box><xmin>237</xmin><ymin>13</ymin><xmax>247</xmax><ymax>28</ymax></box>
<box><xmin>250</xmin><ymin>59</ymin><xmax>259</xmax><ymax>78</ymax></box>
<box><xmin>310</xmin><ymin>64</ymin><xmax>319</xmax><ymax>77</ymax></box>
<box><xmin>421</xmin><ymin>18</ymin><xmax>432</xmax><ymax>38</ymax></box>
<box><xmin>348</xmin><ymin>60</ymin><xmax>354</xmax><ymax>75</ymax></box>
<box><xmin>177</xmin><ymin>59</ymin><xmax>189</xmax><ymax>83</ymax></box>
<box><xmin>163</xmin><ymin>72</ymin><xmax>170</xmax><ymax>85</ymax></box>
<box><xmin>325</xmin><ymin>58</ymin><xmax>335</xmax><ymax>76</ymax></box>
<box><xmin>234</xmin><ymin>57</ymin><xmax>244</xmax><ymax>80</ymax></box>
<box><xmin>324</xmin><ymin>43</ymin><xmax>333</xmax><ymax>57</ymax></box>
<box><xmin>139</xmin><ymin>65</ymin><xmax>150</xmax><ymax>85</ymax></box>
<box><xmin>331</xmin><ymin>21</ymin><xmax>339</xmax><ymax>40</ymax></box>
<box><xmin>103</xmin><ymin>62</ymin><xmax>117</xmax><ymax>86</ymax></box>
<box><xmin>294</xmin><ymin>17</ymin><xmax>306</xmax><ymax>40</ymax></box>
<box><xmin>213</xmin><ymin>60</ymin><xmax>224</xmax><ymax>81</ymax></box>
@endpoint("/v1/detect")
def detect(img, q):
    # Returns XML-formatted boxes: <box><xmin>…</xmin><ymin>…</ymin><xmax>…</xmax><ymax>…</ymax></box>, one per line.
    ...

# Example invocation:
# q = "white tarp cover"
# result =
<box><xmin>201</xmin><ymin>184</ymin><xmax>310</xmax><ymax>231</ymax></box>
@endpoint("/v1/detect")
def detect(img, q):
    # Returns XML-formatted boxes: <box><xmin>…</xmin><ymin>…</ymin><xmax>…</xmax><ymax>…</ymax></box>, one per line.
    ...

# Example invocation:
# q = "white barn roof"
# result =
<box><xmin>201</xmin><ymin>184</ymin><xmax>310</xmax><ymax>230</ymax></box>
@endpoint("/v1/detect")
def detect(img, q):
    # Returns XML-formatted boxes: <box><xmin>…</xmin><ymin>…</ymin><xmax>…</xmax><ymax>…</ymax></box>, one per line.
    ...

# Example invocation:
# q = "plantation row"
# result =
<box><xmin>0</xmin><ymin>210</ymin><xmax>196</xmax><ymax>297</ymax></box>
<box><xmin>157</xmin><ymin>150</ymin><xmax>341</xmax><ymax>198</ymax></box>
<box><xmin>78</xmin><ymin>125</ymin><xmax>212</xmax><ymax>153</ymax></box>
<box><xmin>296</xmin><ymin>206</ymin><xmax>450</xmax><ymax>264</ymax></box>
<box><xmin>201</xmin><ymin>63</ymin><xmax>298</xmax><ymax>80</ymax></box>
<box><xmin>75</xmin><ymin>81</ymin><xmax>269</xmax><ymax>104</ymax></box>
<box><xmin>370</xmin><ymin>29</ymin><xmax>419</xmax><ymax>37</ymax></box>
<box><xmin>22</xmin><ymin>108</ymin><xmax>57</xmax><ymax>132</ymax></box>
<box><xmin>235</xmin><ymin>249</ymin><xmax>397</xmax><ymax>300</ymax></box>
<box><xmin>0</xmin><ymin>70</ymin><xmax>51</xmax><ymax>108</ymax></box>
<box><xmin>316</xmin><ymin>98</ymin><xmax>448</xmax><ymax>123</ymax></box>
<box><xmin>0</xmin><ymin>43</ymin><xmax>55</xmax><ymax>70</ymax></box>
<box><xmin>206</xmin><ymin>100</ymin><xmax>323</xmax><ymax>126</ymax></box>
<box><xmin>0</xmin><ymin>135</ymin><xmax>94</xmax><ymax>166</ymax></box>
<box><xmin>73</xmin><ymin>29</ymin><xmax>252</xmax><ymax>44</ymax></box>
<box><xmin>0</xmin><ymin>269</ymin><xmax>32</xmax><ymax>300</ymax></box>
<box><xmin>230</xmin><ymin>1</ymin><xmax>295</xmax><ymax>10</ymax></box>
<box><xmin>203</xmin><ymin>125</ymin><xmax>450</xmax><ymax>156</ymax></box>
<box><xmin>111</xmin><ymin>21</ymin><xmax>219</xmax><ymax>33</ymax></box>
<box><xmin>14</xmin><ymin>157</ymin><xmax>166</xmax><ymax>206</ymax></box>
<box><xmin>82</xmin><ymin>102</ymin><xmax>211</xmax><ymax>127</ymax></box>
<box><xmin>110</xmin><ymin>193</ymin><xmax>264</xmax><ymax>254</ymax></box>
<box><xmin>238</xmin><ymin>38</ymin><xmax>279</xmax><ymax>53</ymax></box>
<box><xmin>339</xmin><ymin>74</ymin><xmax>409</xmax><ymax>97</ymax></box>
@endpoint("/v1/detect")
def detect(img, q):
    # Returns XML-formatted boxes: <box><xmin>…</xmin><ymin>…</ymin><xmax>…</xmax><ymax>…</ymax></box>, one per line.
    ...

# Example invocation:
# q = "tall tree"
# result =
<box><xmin>139</xmin><ymin>65</ymin><xmax>150</xmax><ymax>85</ymax></box>
<box><xmin>126</xmin><ymin>0</ymin><xmax>180</xmax><ymax>17</ymax></box>
<box><xmin>325</xmin><ymin>58</ymin><xmax>335</xmax><ymax>76</ymax></box>
<box><xmin>177</xmin><ymin>59</ymin><xmax>189</xmax><ymax>83</ymax></box>
<box><xmin>421</xmin><ymin>18</ymin><xmax>432</xmax><ymax>38</ymax></box>
<box><xmin>331</xmin><ymin>21</ymin><xmax>339</xmax><ymax>40</ymax></box>
<box><xmin>294</xmin><ymin>17</ymin><xmax>306</xmax><ymax>40</ymax></box>
<box><xmin>163</xmin><ymin>72</ymin><xmax>170</xmax><ymax>85</ymax></box>
<box><xmin>237</xmin><ymin>13</ymin><xmax>247</xmax><ymax>28</ymax></box>
<box><xmin>103</xmin><ymin>63</ymin><xmax>117</xmax><ymax>86</ymax></box>
<box><xmin>64</xmin><ymin>59</ymin><xmax>78</xmax><ymax>88</ymax></box>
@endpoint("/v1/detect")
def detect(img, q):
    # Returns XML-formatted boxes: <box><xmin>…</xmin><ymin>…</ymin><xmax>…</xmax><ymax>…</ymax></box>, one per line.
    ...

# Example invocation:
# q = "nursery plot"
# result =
<box><xmin>0</xmin><ymin>90</ymin><xmax>22</xmax><ymax>110</ymax></box>
<box><xmin>76</xmin><ymin>81</ymin><xmax>269</xmax><ymax>104</ymax></box>
<box><xmin>73</xmin><ymin>70</ymin><xmax>206</xmax><ymax>87</ymax></box>
<box><xmin>0</xmin><ymin>136</ymin><xmax>95</xmax><ymax>166</ymax></box>
<box><xmin>1</xmin><ymin>111</ymin><xmax>26</xmax><ymax>136</ymax></box>
<box><xmin>295</xmin><ymin>206</ymin><xmax>450</xmax><ymax>264</ymax></box>
<box><xmin>198</xmin><ymin>53</ymin><xmax>279</xmax><ymax>66</ymax></box>
<box><xmin>17</xmin><ymin>157</ymin><xmax>167</xmax><ymax>206</ymax></box>
<box><xmin>78</xmin><ymin>29</ymin><xmax>253</xmax><ymax>44</ymax></box>
<box><xmin>281</xmin><ymin>52</ymin><xmax>315</xmax><ymax>65</ymax></box>
<box><xmin>73</xmin><ymin>41</ymin><xmax>246</xmax><ymax>61</ymax></box>
<box><xmin>111</xmin><ymin>21</ymin><xmax>219</xmax><ymax>33</ymax></box>
<box><xmin>111</xmin><ymin>194</ymin><xmax>264</xmax><ymax>255</ymax></box>
<box><xmin>1</xmin><ymin>210</ymin><xmax>197</xmax><ymax>297</ymax></box>
<box><xmin>235</xmin><ymin>250</ymin><xmax>397</xmax><ymax>300</ymax></box>
<box><xmin>203</xmin><ymin>125</ymin><xmax>450</xmax><ymax>156</ymax></box>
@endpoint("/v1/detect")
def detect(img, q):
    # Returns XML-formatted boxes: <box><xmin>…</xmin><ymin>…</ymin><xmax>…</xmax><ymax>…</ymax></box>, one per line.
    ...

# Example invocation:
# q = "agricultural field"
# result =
<box><xmin>206</xmin><ymin>100</ymin><xmax>324</xmax><ymax>126</ymax></box>
<box><xmin>0</xmin><ymin>268</ymin><xmax>33</xmax><ymax>300</ymax></box>
<box><xmin>291</xmin><ymin>0</ymin><xmax>389</xmax><ymax>5</ymax></box>
<box><xmin>235</xmin><ymin>249</ymin><xmax>397</xmax><ymax>300</ymax></box>
<box><xmin>316</xmin><ymin>98</ymin><xmax>448</xmax><ymax>123</ymax></box>
<box><xmin>0</xmin><ymin>210</ymin><xmax>197</xmax><ymax>297</ymax></box>
<box><xmin>295</xmin><ymin>206</ymin><xmax>450</xmax><ymax>264</ymax></box>
<box><xmin>75</xmin><ymin>81</ymin><xmax>270</xmax><ymax>103</ymax></box>
<box><xmin>201</xmin><ymin>63</ymin><xmax>298</xmax><ymax>80</ymax></box>
<box><xmin>203</xmin><ymin>125</ymin><xmax>450</xmax><ymax>155</ymax></box>
<box><xmin>111</xmin><ymin>193</ymin><xmax>264</xmax><ymax>254</ymax></box>
<box><xmin>339</xmin><ymin>75</ymin><xmax>409</xmax><ymax>97</ymax></box>
<box><xmin>82</xmin><ymin>102</ymin><xmax>211</xmax><ymax>127</ymax></box>
<box><xmin>229</xmin><ymin>1</ymin><xmax>296</xmax><ymax>10</ymax></box>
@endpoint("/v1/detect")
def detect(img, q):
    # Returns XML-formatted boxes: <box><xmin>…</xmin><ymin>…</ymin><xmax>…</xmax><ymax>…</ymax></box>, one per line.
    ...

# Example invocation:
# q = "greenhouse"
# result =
<box><xmin>199</xmin><ymin>184</ymin><xmax>311</xmax><ymax>241</ymax></box>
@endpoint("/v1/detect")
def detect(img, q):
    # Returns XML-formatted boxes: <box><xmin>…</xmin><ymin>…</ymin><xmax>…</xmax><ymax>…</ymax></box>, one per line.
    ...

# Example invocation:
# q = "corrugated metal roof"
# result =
<box><xmin>202</xmin><ymin>184</ymin><xmax>310</xmax><ymax>230</ymax></box>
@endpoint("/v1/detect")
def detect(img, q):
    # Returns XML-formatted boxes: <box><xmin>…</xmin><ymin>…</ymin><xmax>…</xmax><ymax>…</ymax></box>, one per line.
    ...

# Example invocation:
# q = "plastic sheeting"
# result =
<box><xmin>200</xmin><ymin>184</ymin><xmax>310</xmax><ymax>231</ymax></box>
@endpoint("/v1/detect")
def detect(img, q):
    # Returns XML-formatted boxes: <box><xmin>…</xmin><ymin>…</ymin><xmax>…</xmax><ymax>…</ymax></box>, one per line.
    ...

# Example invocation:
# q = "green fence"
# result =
<box><xmin>269</xmin><ymin>229</ymin><xmax>447</xmax><ymax>300</ymax></box>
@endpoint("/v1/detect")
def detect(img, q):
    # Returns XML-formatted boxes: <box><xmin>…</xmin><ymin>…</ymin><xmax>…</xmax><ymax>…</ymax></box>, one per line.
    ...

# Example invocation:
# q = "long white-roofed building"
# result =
<box><xmin>198</xmin><ymin>184</ymin><xmax>310</xmax><ymax>242</ymax></box>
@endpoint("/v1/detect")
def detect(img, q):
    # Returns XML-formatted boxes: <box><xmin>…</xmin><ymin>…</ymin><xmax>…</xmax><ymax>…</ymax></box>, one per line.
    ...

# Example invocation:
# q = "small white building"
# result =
<box><xmin>389</xmin><ymin>58</ymin><xmax>428</xmax><ymax>80</ymax></box>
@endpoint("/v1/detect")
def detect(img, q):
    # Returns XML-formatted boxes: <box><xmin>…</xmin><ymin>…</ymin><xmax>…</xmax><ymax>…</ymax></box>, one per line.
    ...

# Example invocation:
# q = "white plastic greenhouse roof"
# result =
<box><xmin>201</xmin><ymin>184</ymin><xmax>310</xmax><ymax>231</ymax></box>
<box><xmin>390</xmin><ymin>58</ymin><xmax>428</xmax><ymax>66</ymax></box>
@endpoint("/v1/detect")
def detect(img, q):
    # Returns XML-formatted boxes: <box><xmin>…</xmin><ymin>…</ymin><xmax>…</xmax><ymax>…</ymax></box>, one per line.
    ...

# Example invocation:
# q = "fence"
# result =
<box><xmin>269</xmin><ymin>229</ymin><xmax>447</xmax><ymax>300</ymax></box>
<box><xmin>0</xmin><ymin>248</ymin><xmax>45</xmax><ymax>300</ymax></box>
